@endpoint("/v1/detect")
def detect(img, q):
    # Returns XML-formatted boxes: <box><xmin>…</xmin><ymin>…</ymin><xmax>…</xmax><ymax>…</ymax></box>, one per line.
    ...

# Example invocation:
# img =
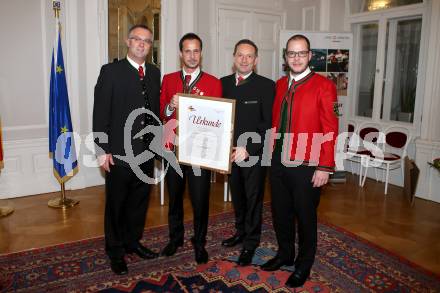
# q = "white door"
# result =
<box><xmin>218</xmin><ymin>9</ymin><xmax>252</xmax><ymax>77</ymax></box>
<box><xmin>252</xmin><ymin>13</ymin><xmax>281</xmax><ymax>80</ymax></box>
<box><xmin>218</xmin><ymin>8</ymin><xmax>282</xmax><ymax>80</ymax></box>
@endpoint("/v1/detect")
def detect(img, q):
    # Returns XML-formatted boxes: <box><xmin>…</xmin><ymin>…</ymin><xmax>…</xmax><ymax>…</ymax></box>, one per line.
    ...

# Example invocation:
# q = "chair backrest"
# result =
<box><xmin>358</xmin><ymin>122</ymin><xmax>382</xmax><ymax>143</ymax></box>
<box><xmin>384</xmin><ymin>125</ymin><xmax>411</xmax><ymax>156</ymax></box>
<box><xmin>348</xmin><ymin>124</ymin><xmax>355</xmax><ymax>133</ymax></box>
<box><xmin>347</xmin><ymin>120</ymin><xmax>356</xmax><ymax>134</ymax></box>
<box><xmin>344</xmin><ymin>120</ymin><xmax>357</xmax><ymax>151</ymax></box>
<box><xmin>347</xmin><ymin>121</ymin><xmax>382</xmax><ymax>152</ymax></box>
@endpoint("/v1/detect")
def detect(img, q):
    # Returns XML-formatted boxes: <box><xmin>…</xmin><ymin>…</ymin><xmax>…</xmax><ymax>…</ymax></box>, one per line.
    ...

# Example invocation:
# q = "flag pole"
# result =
<box><xmin>0</xmin><ymin>189</ymin><xmax>14</xmax><ymax>217</ymax></box>
<box><xmin>0</xmin><ymin>185</ymin><xmax>13</xmax><ymax>217</ymax></box>
<box><xmin>48</xmin><ymin>182</ymin><xmax>79</xmax><ymax>209</ymax></box>
<box><xmin>47</xmin><ymin>0</ymin><xmax>79</xmax><ymax>209</ymax></box>
<box><xmin>0</xmin><ymin>116</ymin><xmax>14</xmax><ymax>217</ymax></box>
<box><xmin>53</xmin><ymin>0</ymin><xmax>60</xmax><ymax>18</ymax></box>
<box><xmin>0</xmin><ymin>205</ymin><xmax>14</xmax><ymax>218</ymax></box>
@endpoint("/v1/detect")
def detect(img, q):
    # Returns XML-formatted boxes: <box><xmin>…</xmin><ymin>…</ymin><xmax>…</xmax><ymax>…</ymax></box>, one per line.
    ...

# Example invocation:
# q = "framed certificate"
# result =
<box><xmin>176</xmin><ymin>94</ymin><xmax>236</xmax><ymax>173</ymax></box>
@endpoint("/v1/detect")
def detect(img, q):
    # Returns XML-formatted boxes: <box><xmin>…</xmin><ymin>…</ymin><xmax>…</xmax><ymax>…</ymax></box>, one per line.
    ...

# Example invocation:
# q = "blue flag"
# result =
<box><xmin>49</xmin><ymin>27</ymin><xmax>78</xmax><ymax>183</ymax></box>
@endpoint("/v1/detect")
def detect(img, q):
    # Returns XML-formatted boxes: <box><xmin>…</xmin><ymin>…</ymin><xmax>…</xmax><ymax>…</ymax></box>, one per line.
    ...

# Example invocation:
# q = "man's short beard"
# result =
<box><xmin>185</xmin><ymin>61</ymin><xmax>199</xmax><ymax>69</ymax></box>
<box><xmin>290</xmin><ymin>67</ymin><xmax>307</xmax><ymax>75</ymax></box>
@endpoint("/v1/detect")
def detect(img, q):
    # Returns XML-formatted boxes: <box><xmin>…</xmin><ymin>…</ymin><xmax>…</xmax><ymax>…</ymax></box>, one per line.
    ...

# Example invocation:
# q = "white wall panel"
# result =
<box><xmin>0</xmin><ymin>0</ymin><xmax>106</xmax><ymax>198</ymax></box>
<box><xmin>415</xmin><ymin>140</ymin><xmax>440</xmax><ymax>203</ymax></box>
<box><xmin>283</xmin><ymin>0</ymin><xmax>320</xmax><ymax>31</ymax></box>
<box><xmin>0</xmin><ymin>0</ymin><xmax>53</xmax><ymax>140</ymax></box>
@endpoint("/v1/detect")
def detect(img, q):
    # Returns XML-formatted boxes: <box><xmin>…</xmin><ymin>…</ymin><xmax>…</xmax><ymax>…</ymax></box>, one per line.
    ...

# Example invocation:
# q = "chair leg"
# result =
<box><xmin>385</xmin><ymin>164</ymin><xmax>390</xmax><ymax>195</ymax></box>
<box><xmin>160</xmin><ymin>159</ymin><xmax>165</xmax><ymax>206</ymax></box>
<box><xmin>224</xmin><ymin>175</ymin><xmax>229</xmax><ymax>202</ymax></box>
<box><xmin>400</xmin><ymin>160</ymin><xmax>405</xmax><ymax>186</ymax></box>
<box><xmin>359</xmin><ymin>160</ymin><xmax>363</xmax><ymax>186</ymax></box>
<box><xmin>361</xmin><ymin>158</ymin><xmax>369</xmax><ymax>187</ymax></box>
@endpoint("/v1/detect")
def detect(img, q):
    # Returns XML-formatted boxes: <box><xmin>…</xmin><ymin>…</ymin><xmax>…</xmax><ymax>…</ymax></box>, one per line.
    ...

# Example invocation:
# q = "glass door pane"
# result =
<box><xmin>382</xmin><ymin>17</ymin><xmax>421</xmax><ymax>123</ymax></box>
<box><xmin>356</xmin><ymin>23</ymin><xmax>379</xmax><ymax>118</ymax></box>
<box><xmin>108</xmin><ymin>0</ymin><xmax>161</xmax><ymax>66</ymax></box>
<box><xmin>392</xmin><ymin>18</ymin><xmax>421</xmax><ymax>123</ymax></box>
<box><xmin>350</xmin><ymin>0</ymin><xmax>423</xmax><ymax>13</ymax></box>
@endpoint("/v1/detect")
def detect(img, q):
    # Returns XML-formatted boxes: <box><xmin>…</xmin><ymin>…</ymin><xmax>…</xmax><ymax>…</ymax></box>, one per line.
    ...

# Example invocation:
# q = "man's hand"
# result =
<box><xmin>168</xmin><ymin>94</ymin><xmax>179</xmax><ymax>111</ymax></box>
<box><xmin>231</xmin><ymin>147</ymin><xmax>249</xmax><ymax>163</ymax></box>
<box><xmin>98</xmin><ymin>153</ymin><xmax>114</xmax><ymax>172</ymax></box>
<box><xmin>311</xmin><ymin>170</ymin><xmax>329</xmax><ymax>187</ymax></box>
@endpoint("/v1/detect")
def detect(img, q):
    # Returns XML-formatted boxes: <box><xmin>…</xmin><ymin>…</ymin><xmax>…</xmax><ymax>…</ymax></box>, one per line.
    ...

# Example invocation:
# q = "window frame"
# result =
<box><xmin>347</xmin><ymin>1</ymin><xmax>430</xmax><ymax>137</ymax></box>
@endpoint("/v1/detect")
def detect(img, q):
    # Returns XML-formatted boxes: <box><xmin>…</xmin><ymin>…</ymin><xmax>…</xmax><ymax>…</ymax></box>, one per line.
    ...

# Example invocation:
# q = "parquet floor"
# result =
<box><xmin>1</xmin><ymin>173</ymin><xmax>439</xmax><ymax>275</ymax></box>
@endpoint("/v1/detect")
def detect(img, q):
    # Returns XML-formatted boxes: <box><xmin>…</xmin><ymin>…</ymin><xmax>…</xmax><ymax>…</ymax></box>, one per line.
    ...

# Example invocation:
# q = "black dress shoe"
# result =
<box><xmin>160</xmin><ymin>241</ymin><xmax>183</xmax><ymax>257</ymax></box>
<box><xmin>221</xmin><ymin>234</ymin><xmax>243</xmax><ymax>247</ymax></box>
<box><xmin>238</xmin><ymin>249</ymin><xmax>255</xmax><ymax>266</ymax></box>
<box><xmin>194</xmin><ymin>245</ymin><xmax>209</xmax><ymax>264</ymax></box>
<box><xmin>126</xmin><ymin>244</ymin><xmax>159</xmax><ymax>259</ymax></box>
<box><xmin>260</xmin><ymin>256</ymin><xmax>294</xmax><ymax>271</ymax></box>
<box><xmin>110</xmin><ymin>258</ymin><xmax>128</xmax><ymax>275</ymax></box>
<box><xmin>285</xmin><ymin>269</ymin><xmax>310</xmax><ymax>288</ymax></box>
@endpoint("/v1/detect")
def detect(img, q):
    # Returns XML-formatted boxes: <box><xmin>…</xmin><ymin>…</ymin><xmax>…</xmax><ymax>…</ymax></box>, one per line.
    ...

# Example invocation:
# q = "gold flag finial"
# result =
<box><xmin>53</xmin><ymin>0</ymin><xmax>61</xmax><ymax>18</ymax></box>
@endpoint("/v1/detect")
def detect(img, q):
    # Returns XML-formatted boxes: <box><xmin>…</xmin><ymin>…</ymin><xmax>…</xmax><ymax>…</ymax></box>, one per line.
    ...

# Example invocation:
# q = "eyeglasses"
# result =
<box><xmin>285</xmin><ymin>50</ymin><xmax>309</xmax><ymax>58</ymax></box>
<box><xmin>129</xmin><ymin>36</ymin><xmax>153</xmax><ymax>45</ymax></box>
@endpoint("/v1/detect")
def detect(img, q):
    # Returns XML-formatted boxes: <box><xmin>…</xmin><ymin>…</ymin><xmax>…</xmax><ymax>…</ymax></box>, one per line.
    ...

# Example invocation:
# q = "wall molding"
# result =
<box><xmin>0</xmin><ymin>136</ymin><xmax>104</xmax><ymax>199</ymax></box>
<box><xmin>302</xmin><ymin>6</ymin><xmax>316</xmax><ymax>31</ymax></box>
<box><xmin>161</xmin><ymin>0</ymin><xmax>180</xmax><ymax>75</ymax></box>
<box><xmin>213</xmin><ymin>1</ymin><xmax>285</xmax><ymax>77</ymax></box>
<box><xmin>319</xmin><ymin>0</ymin><xmax>330</xmax><ymax>31</ymax></box>
<box><xmin>217</xmin><ymin>0</ymin><xmax>283</xmax><ymax>10</ymax></box>
<box><xmin>414</xmin><ymin>139</ymin><xmax>440</xmax><ymax>203</ymax></box>
<box><xmin>421</xmin><ymin>0</ymin><xmax>440</xmax><ymax>141</ymax></box>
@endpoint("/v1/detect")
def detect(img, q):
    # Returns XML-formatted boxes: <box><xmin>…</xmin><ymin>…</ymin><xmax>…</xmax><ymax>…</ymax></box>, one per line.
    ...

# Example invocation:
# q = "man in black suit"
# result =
<box><xmin>93</xmin><ymin>24</ymin><xmax>160</xmax><ymax>275</ymax></box>
<box><xmin>220</xmin><ymin>39</ymin><xmax>274</xmax><ymax>266</ymax></box>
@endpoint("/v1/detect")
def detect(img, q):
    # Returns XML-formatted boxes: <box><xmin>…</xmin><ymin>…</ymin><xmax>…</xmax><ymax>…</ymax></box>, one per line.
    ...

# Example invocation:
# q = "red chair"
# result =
<box><xmin>345</xmin><ymin>122</ymin><xmax>383</xmax><ymax>186</ymax></box>
<box><xmin>361</xmin><ymin>125</ymin><xmax>411</xmax><ymax>194</ymax></box>
<box><xmin>341</xmin><ymin>120</ymin><xmax>357</xmax><ymax>172</ymax></box>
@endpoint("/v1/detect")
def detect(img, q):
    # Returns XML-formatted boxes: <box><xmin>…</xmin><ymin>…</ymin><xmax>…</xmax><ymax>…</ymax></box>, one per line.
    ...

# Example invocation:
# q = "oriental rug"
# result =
<box><xmin>1</xmin><ymin>204</ymin><xmax>439</xmax><ymax>292</ymax></box>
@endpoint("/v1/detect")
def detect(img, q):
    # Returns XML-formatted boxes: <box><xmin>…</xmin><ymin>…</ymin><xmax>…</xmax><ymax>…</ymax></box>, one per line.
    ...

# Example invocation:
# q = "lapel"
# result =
<box><xmin>121</xmin><ymin>58</ymin><xmax>153</xmax><ymax>106</ymax></box>
<box><xmin>143</xmin><ymin>64</ymin><xmax>153</xmax><ymax>98</ymax></box>
<box><xmin>235</xmin><ymin>72</ymin><xmax>254</xmax><ymax>87</ymax></box>
<box><xmin>122</xmin><ymin>58</ymin><xmax>138</xmax><ymax>77</ymax></box>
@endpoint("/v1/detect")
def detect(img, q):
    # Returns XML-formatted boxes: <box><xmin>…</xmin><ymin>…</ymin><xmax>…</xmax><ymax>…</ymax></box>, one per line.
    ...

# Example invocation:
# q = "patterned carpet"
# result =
<box><xmin>1</xmin><ymin>204</ymin><xmax>439</xmax><ymax>292</ymax></box>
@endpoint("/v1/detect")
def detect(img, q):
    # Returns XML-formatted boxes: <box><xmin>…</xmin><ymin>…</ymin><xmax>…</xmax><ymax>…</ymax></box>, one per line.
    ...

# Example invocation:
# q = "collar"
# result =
<box><xmin>126</xmin><ymin>55</ymin><xmax>145</xmax><ymax>71</ymax></box>
<box><xmin>289</xmin><ymin>67</ymin><xmax>311</xmax><ymax>87</ymax></box>
<box><xmin>235</xmin><ymin>71</ymin><xmax>253</xmax><ymax>82</ymax></box>
<box><xmin>182</xmin><ymin>67</ymin><xmax>201</xmax><ymax>84</ymax></box>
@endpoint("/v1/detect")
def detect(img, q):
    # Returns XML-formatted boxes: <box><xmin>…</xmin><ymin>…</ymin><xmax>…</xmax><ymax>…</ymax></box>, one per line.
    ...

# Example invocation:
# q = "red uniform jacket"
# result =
<box><xmin>160</xmin><ymin>70</ymin><xmax>222</xmax><ymax>150</ymax></box>
<box><xmin>272</xmin><ymin>72</ymin><xmax>338</xmax><ymax>172</ymax></box>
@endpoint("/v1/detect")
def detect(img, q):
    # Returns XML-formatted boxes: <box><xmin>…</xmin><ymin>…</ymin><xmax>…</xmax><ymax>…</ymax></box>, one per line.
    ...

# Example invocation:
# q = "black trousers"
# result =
<box><xmin>270</xmin><ymin>152</ymin><xmax>321</xmax><ymax>271</ymax></box>
<box><xmin>104</xmin><ymin>163</ymin><xmax>152</xmax><ymax>259</ymax></box>
<box><xmin>165</xmin><ymin>163</ymin><xmax>211</xmax><ymax>246</ymax></box>
<box><xmin>229</xmin><ymin>163</ymin><xmax>266</xmax><ymax>250</ymax></box>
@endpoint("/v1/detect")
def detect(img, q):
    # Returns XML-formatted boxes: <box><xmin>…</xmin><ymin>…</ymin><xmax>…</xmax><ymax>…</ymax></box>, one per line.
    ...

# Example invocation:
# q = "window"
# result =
<box><xmin>108</xmin><ymin>0</ymin><xmax>161</xmax><ymax>66</ymax></box>
<box><xmin>349</xmin><ymin>0</ymin><xmax>426</xmax><ymax>127</ymax></box>
<box><xmin>356</xmin><ymin>23</ymin><xmax>378</xmax><ymax>118</ymax></box>
<box><xmin>381</xmin><ymin>17</ymin><xmax>421</xmax><ymax>122</ymax></box>
<box><xmin>350</xmin><ymin>0</ymin><xmax>423</xmax><ymax>13</ymax></box>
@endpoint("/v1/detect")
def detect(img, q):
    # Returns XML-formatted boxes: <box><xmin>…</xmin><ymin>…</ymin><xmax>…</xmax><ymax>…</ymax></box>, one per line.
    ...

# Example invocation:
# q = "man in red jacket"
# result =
<box><xmin>260</xmin><ymin>35</ymin><xmax>338</xmax><ymax>288</ymax></box>
<box><xmin>159</xmin><ymin>33</ymin><xmax>222</xmax><ymax>264</ymax></box>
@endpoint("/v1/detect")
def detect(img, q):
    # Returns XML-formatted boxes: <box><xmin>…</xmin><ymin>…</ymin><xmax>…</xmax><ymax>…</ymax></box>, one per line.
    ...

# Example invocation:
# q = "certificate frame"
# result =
<box><xmin>176</xmin><ymin>93</ymin><xmax>236</xmax><ymax>174</ymax></box>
